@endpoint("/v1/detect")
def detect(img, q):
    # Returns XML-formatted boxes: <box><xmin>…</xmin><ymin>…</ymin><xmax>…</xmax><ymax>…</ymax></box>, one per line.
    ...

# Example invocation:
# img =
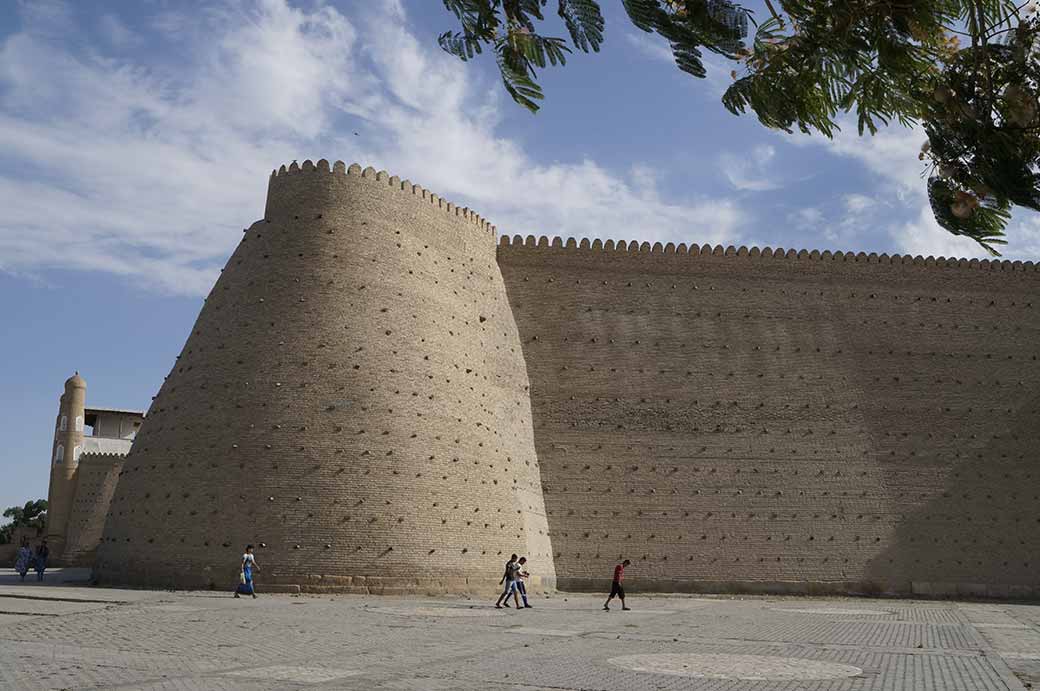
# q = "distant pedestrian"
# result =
<box><xmin>495</xmin><ymin>554</ymin><xmax>521</xmax><ymax>609</ymax></box>
<box><xmin>234</xmin><ymin>544</ymin><xmax>259</xmax><ymax>599</ymax></box>
<box><xmin>34</xmin><ymin>540</ymin><xmax>49</xmax><ymax>582</ymax></box>
<box><xmin>603</xmin><ymin>559</ymin><xmax>631</xmax><ymax>611</ymax></box>
<box><xmin>14</xmin><ymin>539</ymin><xmax>32</xmax><ymax>582</ymax></box>
<box><xmin>513</xmin><ymin>557</ymin><xmax>533</xmax><ymax>608</ymax></box>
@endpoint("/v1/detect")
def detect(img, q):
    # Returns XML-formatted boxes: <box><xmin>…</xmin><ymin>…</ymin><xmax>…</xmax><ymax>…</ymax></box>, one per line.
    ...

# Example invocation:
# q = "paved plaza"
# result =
<box><xmin>1</xmin><ymin>571</ymin><xmax>1038</xmax><ymax>690</ymax></box>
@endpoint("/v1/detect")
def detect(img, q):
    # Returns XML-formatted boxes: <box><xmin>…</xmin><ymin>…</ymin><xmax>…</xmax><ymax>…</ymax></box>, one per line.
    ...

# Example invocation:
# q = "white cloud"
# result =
<box><xmin>790</xmin><ymin>121</ymin><xmax>1028</xmax><ymax>259</ymax></box>
<box><xmin>892</xmin><ymin>205</ymin><xmax>996</xmax><ymax>259</ymax></box>
<box><xmin>789</xmin><ymin>120</ymin><xmax>927</xmax><ymax>199</ymax></box>
<box><xmin>719</xmin><ymin>144</ymin><xmax>781</xmax><ymax>191</ymax></box>
<box><xmin>98</xmin><ymin>13</ymin><xmax>140</xmax><ymax>47</ymax></box>
<box><xmin>0</xmin><ymin>0</ymin><xmax>365</xmax><ymax>293</ymax></box>
<box><xmin>826</xmin><ymin>193</ymin><xmax>888</xmax><ymax>246</ymax></box>
<box><xmin>844</xmin><ymin>193</ymin><xmax>873</xmax><ymax>213</ymax></box>
<box><xmin>999</xmin><ymin>215</ymin><xmax>1040</xmax><ymax>260</ymax></box>
<box><xmin>789</xmin><ymin>207</ymin><xmax>823</xmax><ymax>230</ymax></box>
<box><xmin>351</xmin><ymin>4</ymin><xmax>744</xmax><ymax>246</ymax></box>
<box><xmin>624</xmin><ymin>31</ymin><xmax>673</xmax><ymax>63</ymax></box>
<box><xmin>624</xmin><ymin>31</ymin><xmax>732</xmax><ymax>98</ymax></box>
<box><xmin>787</xmin><ymin>205</ymin><xmax>861</xmax><ymax>246</ymax></box>
<box><xmin>196</xmin><ymin>0</ymin><xmax>359</xmax><ymax>138</ymax></box>
<box><xmin>0</xmin><ymin>0</ymin><xmax>746</xmax><ymax>294</ymax></box>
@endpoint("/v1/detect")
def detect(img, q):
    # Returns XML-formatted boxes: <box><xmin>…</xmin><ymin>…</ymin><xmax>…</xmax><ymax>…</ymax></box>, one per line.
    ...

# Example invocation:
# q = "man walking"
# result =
<box><xmin>603</xmin><ymin>559</ymin><xmax>631</xmax><ymax>611</ymax></box>
<box><xmin>495</xmin><ymin>554</ymin><xmax>521</xmax><ymax>609</ymax></box>
<box><xmin>514</xmin><ymin>556</ymin><xmax>533</xmax><ymax>608</ymax></box>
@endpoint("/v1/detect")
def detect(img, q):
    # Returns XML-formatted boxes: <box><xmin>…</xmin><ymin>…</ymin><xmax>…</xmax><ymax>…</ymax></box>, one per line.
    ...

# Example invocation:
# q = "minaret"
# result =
<box><xmin>46</xmin><ymin>372</ymin><xmax>86</xmax><ymax>558</ymax></box>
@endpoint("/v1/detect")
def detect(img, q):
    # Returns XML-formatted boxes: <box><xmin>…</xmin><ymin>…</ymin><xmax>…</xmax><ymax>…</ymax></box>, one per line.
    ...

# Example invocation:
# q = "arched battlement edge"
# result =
<box><xmin>497</xmin><ymin>235</ymin><xmax>1037</xmax><ymax>273</ymax></box>
<box><xmin>76</xmin><ymin>452</ymin><xmax>128</xmax><ymax>460</ymax></box>
<box><xmin>268</xmin><ymin>160</ymin><xmax>496</xmax><ymax>235</ymax></box>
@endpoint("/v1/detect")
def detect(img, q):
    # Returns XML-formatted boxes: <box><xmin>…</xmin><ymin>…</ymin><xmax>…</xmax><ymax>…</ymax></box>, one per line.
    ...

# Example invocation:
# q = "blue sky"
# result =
<box><xmin>2</xmin><ymin>0</ymin><xmax>1040</xmax><ymax>515</ymax></box>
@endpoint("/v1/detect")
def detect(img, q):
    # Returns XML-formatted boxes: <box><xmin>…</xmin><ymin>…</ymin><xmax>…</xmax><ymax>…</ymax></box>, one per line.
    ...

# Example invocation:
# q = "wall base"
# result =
<box><xmin>556</xmin><ymin>577</ymin><xmax>1040</xmax><ymax>600</ymax></box>
<box><xmin>93</xmin><ymin>568</ymin><xmax>556</xmax><ymax>597</ymax></box>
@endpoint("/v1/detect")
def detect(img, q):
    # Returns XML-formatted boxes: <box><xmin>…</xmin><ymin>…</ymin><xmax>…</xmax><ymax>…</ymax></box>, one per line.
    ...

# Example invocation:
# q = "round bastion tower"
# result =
<box><xmin>46</xmin><ymin>372</ymin><xmax>87</xmax><ymax>559</ymax></box>
<box><xmin>95</xmin><ymin>160</ymin><xmax>555</xmax><ymax>593</ymax></box>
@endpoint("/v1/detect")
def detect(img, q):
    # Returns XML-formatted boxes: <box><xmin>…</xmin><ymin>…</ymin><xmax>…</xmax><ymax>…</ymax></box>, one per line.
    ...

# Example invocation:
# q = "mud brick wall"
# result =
<box><xmin>62</xmin><ymin>453</ymin><xmax>125</xmax><ymax>566</ymax></box>
<box><xmin>94</xmin><ymin>161</ymin><xmax>554</xmax><ymax>594</ymax></box>
<box><xmin>91</xmin><ymin>158</ymin><xmax>1040</xmax><ymax>598</ymax></box>
<box><xmin>498</xmin><ymin>237</ymin><xmax>1040</xmax><ymax>598</ymax></box>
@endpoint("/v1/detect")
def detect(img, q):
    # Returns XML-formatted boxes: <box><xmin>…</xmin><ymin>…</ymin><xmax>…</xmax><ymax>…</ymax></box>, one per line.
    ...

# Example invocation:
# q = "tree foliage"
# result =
<box><xmin>439</xmin><ymin>0</ymin><xmax>1040</xmax><ymax>254</ymax></box>
<box><xmin>0</xmin><ymin>499</ymin><xmax>47</xmax><ymax>544</ymax></box>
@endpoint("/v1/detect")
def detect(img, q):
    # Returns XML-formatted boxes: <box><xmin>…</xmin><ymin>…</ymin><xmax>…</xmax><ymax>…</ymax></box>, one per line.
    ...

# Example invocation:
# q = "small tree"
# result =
<box><xmin>439</xmin><ymin>1</ymin><xmax>1040</xmax><ymax>254</ymax></box>
<box><xmin>0</xmin><ymin>499</ymin><xmax>48</xmax><ymax>544</ymax></box>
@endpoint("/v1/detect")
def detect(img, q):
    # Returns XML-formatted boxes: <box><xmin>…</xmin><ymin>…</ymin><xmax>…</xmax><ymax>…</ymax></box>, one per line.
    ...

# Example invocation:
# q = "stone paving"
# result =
<box><xmin>0</xmin><ymin>570</ymin><xmax>1037</xmax><ymax>690</ymax></box>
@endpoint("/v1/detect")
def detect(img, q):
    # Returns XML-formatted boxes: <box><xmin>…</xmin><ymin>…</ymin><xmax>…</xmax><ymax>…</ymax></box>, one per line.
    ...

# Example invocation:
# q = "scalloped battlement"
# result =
<box><xmin>497</xmin><ymin>235</ymin><xmax>1038</xmax><ymax>273</ymax></box>
<box><xmin>265</xmin><ymin>162</ymin><xmax>1035</xmax><ymax>272</ymax></box>
<box><xmin>267</xmin><ymin>159</ymin><xmax>496</xmax><ymax>235</ymax></box>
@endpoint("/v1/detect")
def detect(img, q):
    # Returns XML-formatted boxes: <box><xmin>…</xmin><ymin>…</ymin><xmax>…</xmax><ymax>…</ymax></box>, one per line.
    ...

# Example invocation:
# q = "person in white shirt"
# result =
<box><xmin>514</xmin><ymin>556</ymin><xmax>533</xmax><ymax>608</ymax></box>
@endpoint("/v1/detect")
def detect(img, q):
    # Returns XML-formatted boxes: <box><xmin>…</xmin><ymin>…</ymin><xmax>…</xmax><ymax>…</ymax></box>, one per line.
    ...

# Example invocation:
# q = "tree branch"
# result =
<box><xmin>763</xmin><ymin>0</ymin><xmax>785</xmax><ymax>28</ymax></box>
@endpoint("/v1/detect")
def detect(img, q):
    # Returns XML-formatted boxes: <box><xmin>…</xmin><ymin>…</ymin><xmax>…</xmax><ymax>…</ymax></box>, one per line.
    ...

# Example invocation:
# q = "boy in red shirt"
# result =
<box><xmin>603</xmin><ymin>559</ymin><xmax>631</xmax><ymax>611</ymax></box>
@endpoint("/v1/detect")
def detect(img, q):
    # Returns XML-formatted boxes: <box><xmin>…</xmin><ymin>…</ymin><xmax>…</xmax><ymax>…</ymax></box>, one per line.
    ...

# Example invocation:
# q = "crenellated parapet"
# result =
<box><xmin>498</xmin><ymin>234</ymin><xmax>1039</xmax><ymax>272</ymax></box>
<box><xmin>265</xmin><ymin>159</ymin><xmax>496</xmax><ymax>236</ymax></box>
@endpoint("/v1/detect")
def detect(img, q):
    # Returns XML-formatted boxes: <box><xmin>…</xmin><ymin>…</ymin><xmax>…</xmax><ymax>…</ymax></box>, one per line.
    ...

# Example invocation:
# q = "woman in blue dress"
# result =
<box><xmin>14</xmin><ymin>539</ymin><xmax>32</xmax><ymax>582</ymax></box>
<box><xmin>234</xmin><ymin>544</ymin><xmax>259</xmax><ymax>598</ymax></box>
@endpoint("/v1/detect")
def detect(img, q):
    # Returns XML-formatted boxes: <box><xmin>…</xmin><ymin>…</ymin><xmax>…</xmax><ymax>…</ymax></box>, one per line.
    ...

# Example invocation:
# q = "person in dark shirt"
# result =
<box><xmin>603</xmin><ymin>559</ymin><xmax>631</xmax><ymax>611</ymax></box>
<box><xmin>34</xmin><ymin>540</ymin><xmax>49</xmax><ymax>582</ymax></box>
<box><xmin>495</xmin><ymin>554</ymin><xmax>521</xmax><ymax>609</ymax></box>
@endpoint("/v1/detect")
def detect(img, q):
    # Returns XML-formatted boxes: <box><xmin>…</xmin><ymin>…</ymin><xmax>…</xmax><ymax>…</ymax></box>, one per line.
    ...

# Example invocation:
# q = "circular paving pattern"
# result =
<box><xmin>609</xmin><ymin>653</ymin><xmax>863</xmax><ymax>680</ymax></box>
<box><xmin>773</xmin><ymin>607</ymin><xmax>892</xmax><ymax>616</ymax></box>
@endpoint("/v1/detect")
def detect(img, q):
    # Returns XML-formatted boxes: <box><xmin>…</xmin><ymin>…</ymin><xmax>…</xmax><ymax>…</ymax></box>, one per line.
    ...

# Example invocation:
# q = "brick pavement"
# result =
<box><xmin>0</xmin><ymin>578</ymin><xmax>1036</xmax><ymax>690</ymax></box>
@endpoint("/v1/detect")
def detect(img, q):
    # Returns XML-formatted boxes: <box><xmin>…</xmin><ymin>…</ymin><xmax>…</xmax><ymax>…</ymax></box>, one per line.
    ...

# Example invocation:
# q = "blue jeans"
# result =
<box><xmin>500</xmin><ymin>580</ymin><xmax>519</xmax><ymax>598</ymax></box>
<box><xmin>516</xmin><ymin>580</ymin><xmax>529</xmax><ymax>606</ymax></box>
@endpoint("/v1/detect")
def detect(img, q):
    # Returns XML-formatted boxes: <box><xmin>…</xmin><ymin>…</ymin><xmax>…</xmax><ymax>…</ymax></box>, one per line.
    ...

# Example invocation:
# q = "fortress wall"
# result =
<box><xmin>95</xmin><ymin>161</ymin><xmax>553</xmax><ymax>593</ymax></box>
<box><xmin>498</xmin><ymin>238</ymin><xmax>1040</xmax><ymax>597</ymax></box>
<box><xmin>62</xmin><ymin>453</ymin><xmax>125</xmax><ymax>566</ymax></box>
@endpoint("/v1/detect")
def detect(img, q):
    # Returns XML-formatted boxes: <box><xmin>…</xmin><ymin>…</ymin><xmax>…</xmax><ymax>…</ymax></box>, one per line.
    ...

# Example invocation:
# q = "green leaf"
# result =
<box><xmin>671</xmin><ymin>41</ymin><xmax>706</xmax><ymax>77</ymax></box>
<box><xmin>507</xmin><ymin>29</ymin><xmax>571</xmax><ymax>68</ymax></box>
<box><xmin>435</xmin><ymin>0</ymin><xmax>1040</xmax><ymax>252</ymax></box>
<box><xmin>438</xmin><ymin>30</ymin><xmax>484</xmax><ymax>60</ymax></box>
<box><xmin>440</xmin><ymin>0</ymin><xmax>477</xmax><ymax>22</ymax></box>
<box><xmin>927</xmin><ymin>177</ymin><xmax>1010</xmax><ymax>254</ymax></box>
<box><xmin>702</xmin><ymin>0</ymin><xmax>751</xmax><ymax>54</ymax></box>
<box><xmin>496</xmin><ymin>38</ymin><xmax>545</xmax><ymax>112</ymax></box>
<box><xmin>441</xmin><ymin>0</ymin><xmax>499</xmax><ymax>35</ymax></box>
<box><xmin>622</xmin><ymin>0</ymin><xmax>660</xmax><ymax>33</ymax></box>
<box><xmin>504</xmin><ymin>0</ymin><xmax>546</xmax><ymax>26</ymax></box>
<box><xmin>558</xmin><ymin>0</ymin><xmax>605</xmax><ymax>52</ymax></box>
